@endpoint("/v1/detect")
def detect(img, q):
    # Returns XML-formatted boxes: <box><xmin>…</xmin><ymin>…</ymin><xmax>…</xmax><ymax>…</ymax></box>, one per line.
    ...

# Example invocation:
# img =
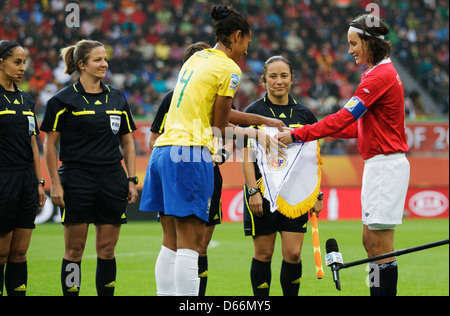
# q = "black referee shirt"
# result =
<box><xmin>0</xmin><ymin>83</ymin><xmax>39</xmax><ymax>170</ymax></box>
<box><xmin>244</xmin><ymin>94</ymin><xmax>317</xmax><ymax>128</ymax></box>
<box><xmin>243</xmin><ymin>94</ymin><xmax>318</xmax><ymax>180</ymax></box>
<box><xmin>40</xmin><ymin>80</ymin><xmax>136</xmax><ymax>165</ymax></box>
<box><xmin>150</xmin><ymin>90</ymin><xmax>173</xmax><ymax>134</ymax></box>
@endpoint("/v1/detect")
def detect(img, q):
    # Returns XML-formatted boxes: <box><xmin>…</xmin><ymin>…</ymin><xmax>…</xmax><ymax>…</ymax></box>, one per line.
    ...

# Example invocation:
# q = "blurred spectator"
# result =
<box><xmin>1</xmin><ymin>0</ymin><xmax>447</xmax><ymax>134</ymax></box>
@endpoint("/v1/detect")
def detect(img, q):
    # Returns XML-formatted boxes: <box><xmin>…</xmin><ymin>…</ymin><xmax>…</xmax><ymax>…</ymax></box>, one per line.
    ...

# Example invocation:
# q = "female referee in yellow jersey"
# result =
<box><xmin>41</xmin><ymin>40</ymin><xmax>137</xmax><ymax>296</ymax></box>
<box><xmin>140</xmin><ymin>5</ymin><xmax>284</xmax><ymax>296</ymax></box>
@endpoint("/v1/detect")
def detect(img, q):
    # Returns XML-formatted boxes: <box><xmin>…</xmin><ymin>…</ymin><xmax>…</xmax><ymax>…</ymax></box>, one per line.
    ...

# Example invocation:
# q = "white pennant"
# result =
<box><xmin>250</xmin><ymin>126</ymin><xmax>322</xmax><ymax>218</ymax></box>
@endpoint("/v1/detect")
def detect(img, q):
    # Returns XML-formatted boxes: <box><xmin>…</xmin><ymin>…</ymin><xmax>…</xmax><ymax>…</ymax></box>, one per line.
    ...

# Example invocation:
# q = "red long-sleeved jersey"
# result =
<box><xmin>291</xmin><ymin>58</ymin><xmax>409</xmax><ymax>160</ymax></box>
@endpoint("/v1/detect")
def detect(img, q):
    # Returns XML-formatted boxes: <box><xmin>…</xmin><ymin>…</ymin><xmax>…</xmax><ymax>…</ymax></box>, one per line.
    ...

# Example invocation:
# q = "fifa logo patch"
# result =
<box><xmin>229</xmin><ymin>73</ymin><xmax>240</xmax><ymax>90</ymax></box>
<box><xmin>110</xmin><ymin>115</ymin><xmax>121</xmax><ymax>135</ymax></box>
<box><xmin>28</xmin><ymin>116</ymin><xmax>35</xmax><ymax>135</ymax></box>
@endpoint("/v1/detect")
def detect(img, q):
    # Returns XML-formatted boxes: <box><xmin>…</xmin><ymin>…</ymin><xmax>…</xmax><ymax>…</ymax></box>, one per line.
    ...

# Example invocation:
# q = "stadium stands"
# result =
<box><xmin>1</xmin><ymin>0</ymin><xmax>448</xmax><ymax>121</ymax></box>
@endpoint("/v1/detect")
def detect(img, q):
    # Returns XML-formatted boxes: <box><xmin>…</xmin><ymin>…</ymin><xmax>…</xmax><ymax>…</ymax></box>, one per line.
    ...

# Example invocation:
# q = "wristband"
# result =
<box><xmin>219</xmin><ymin>149</ymin><xmax>230</xmax><ymax>165</ymax></box>
<box><xmin>291</xmin><ymin>132</ymin><xmax>297</xmax><ymax>143</ymax></box>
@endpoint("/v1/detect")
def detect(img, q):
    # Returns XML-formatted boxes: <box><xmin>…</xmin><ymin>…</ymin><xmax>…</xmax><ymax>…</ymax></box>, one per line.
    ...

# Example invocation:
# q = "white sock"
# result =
<box><xmin>174</xmin><ymin>248</ymin><xmax>200</xmax><ymax>296</ymax></box>
<box><xmin>155</xmin><ymin>245</ymin><xmax>176</xmax><ymax>296</ymax></box>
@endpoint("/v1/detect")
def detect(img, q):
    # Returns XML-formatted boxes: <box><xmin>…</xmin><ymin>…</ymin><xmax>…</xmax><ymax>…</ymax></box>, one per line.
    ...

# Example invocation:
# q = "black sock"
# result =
<box><xmin>280</xmin><ymin>260</ymin><xmax>302</xmax><ymax>296</ymax></box>
<box><xmin>369</xmin><ymin>260</ymin><xmax>398</xmax><ymax>296</ymax></box>
<box><xmin>96</xmin><ymin>257</ymin><xmax>116</xmax><ymax>296</ymax></box>
<box><xmin>198</xmin><ymin>256</ymin><xmax>208</xmax><ymax>296</ymax></box>
<box><xmin>0</xmin><ymin>264</ymin><xmax>5</xmax><ymax>296</ymax></box>
<box><xmin>5</xmin><ymin>261</ymin><xmax>27</xmax><ymax>296</ymax></box>
<box><xmin>251</xmin><ymin>258</ymin><xmax>271</xmax><ymax>296</ymax></box>
<box><xmin>378</xmin><ymin>260</ymin><xmax>398</xmax><ymax>296</ymax></box>
<box><xmin>368</xmin><ymin>261</ymin><xmax>378</xmax><ymax>296</ymax></box>
<box><xmin>61</xmin><ymin>258</ymin><xmax>81</xmax><ymax>296</ymax></box>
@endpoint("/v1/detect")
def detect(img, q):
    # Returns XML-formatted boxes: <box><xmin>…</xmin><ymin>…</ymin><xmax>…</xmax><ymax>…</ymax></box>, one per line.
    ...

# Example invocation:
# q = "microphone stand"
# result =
<box><xmin>336</xmin><ymin>239</ymin><xmax>449</xmax><ymax>271</ymax></box>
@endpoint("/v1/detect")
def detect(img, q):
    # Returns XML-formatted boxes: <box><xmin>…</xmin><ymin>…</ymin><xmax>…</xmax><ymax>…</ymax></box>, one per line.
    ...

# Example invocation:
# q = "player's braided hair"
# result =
<box><xmin>210</xmin><ymin>5</ymin><xmax>250</xmax><ymax>50</ymax></box>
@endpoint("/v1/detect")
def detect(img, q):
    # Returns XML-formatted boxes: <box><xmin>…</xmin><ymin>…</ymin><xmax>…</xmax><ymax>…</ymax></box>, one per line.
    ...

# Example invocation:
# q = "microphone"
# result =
<box><xmin>84</xmin><ymin>68</ymin><xmax>103</xmax><ymax>78</ymax></box>
<box><xmin>325</xmin><ymin>238</ymin><xmax>343</xmax><ymax>291</ymax></box>
<box><xmin>265</xmin><ymin>82</ymin><xmax>274</xmax><ymax>91</ymax></box>
<box><xmin>4</xmin><ymin>70</ymin><xmax>21</xmax><ymax>78</ymax></box>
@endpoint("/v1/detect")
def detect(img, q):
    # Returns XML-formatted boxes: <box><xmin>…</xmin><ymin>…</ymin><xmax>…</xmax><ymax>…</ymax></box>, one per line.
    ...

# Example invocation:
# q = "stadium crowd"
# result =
<box><xmin>0</xmin><ymin>0</ymin><xmax>448</xmax><ymax>121</ymax></box>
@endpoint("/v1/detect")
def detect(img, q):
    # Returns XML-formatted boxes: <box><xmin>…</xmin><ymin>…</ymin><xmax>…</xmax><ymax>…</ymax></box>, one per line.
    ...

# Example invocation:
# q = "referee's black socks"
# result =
<box><xmin>61</xmin><ymin>258</ymin><xmax>81</xmax><ymax>296</ymax></box>
<box><xmin>251</xmin><ymin>258</ymin><xmax>271</xmax><ymax>296</ymax></box>
<box><xmin>198</xmin><ymin>255</ymin><xmax>208</xmax><ymax>296</ymax></box>
<box><xmin>280</xmin><ymin>260</ymin><xmax>302</xmax><ymax>296</ymax></box>
<box><xmin>4</xmin><ymin>261</ymin><xmax>27</xmax><ymax>296</ymax></box>
<box><xmin>96</xmin><ymin>257</ymin><xmax>116</xmax><ymax>296</ymax></box>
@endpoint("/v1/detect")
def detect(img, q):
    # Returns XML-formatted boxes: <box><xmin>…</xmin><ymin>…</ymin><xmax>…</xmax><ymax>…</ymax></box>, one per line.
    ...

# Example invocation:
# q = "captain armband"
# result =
<box><xmin>343</xmin><ymin>96</ymin><xmax>367</xmax><ymax>120</ymax></box>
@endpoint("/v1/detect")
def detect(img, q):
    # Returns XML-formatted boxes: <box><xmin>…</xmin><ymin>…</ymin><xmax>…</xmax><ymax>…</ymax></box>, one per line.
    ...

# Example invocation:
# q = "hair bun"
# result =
<box><xmin>211</xmin><ymin>5</ymin><xmax>231</xmax><ymax>20</ymax></box>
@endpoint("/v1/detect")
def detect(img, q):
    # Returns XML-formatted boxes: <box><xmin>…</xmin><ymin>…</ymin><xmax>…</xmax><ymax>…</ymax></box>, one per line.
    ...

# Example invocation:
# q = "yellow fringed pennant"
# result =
<box><xmin>251</xmin><ymin>126</ymin><xmax>322</xmax><ymax>219</ymax></box>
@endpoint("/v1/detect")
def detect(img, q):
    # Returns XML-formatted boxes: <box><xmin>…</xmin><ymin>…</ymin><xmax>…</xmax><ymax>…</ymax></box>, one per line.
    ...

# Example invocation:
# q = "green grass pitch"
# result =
<box><xmin>26</xmin><ymin>218</ymin><xmax>448</xmax><ymax>296</ymax></box>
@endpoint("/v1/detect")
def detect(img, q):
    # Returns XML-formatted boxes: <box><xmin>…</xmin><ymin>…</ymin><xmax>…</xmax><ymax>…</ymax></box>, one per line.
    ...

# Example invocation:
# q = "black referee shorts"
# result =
<box><xmin>206</xmin><ymin>165</ymin><xmax>223</xmax><ymax>227</ymax></box>
<box><xmin>243</xmin><ymin>184</ymin><xmax>308</xmax><ymax>236</ymax></box>
<box><xmin>59</xmin><ymin>162</ymin><xmax>128</xmax><ymax>225</ymax></box>
<box><xmin>0</xmin><ymin>166</ymin><xmax>39</xmax><ymax>234</ymax></box>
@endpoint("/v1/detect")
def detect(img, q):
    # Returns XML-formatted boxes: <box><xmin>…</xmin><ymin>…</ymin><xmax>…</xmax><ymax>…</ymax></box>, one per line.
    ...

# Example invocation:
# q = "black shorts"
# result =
<box><xmin>157</xmin><ymin>165</ymin><xmax>223</xmax><ymax>226</ymax></box>
<box><xmin>0</xmin><ymin>166</ymin><xmax>38</xmax><ymax>234</ymax></box>
<box><xmin>243</xmin><ymin>184</ymin><xmax>308</xmax><ymax>236</ymax></box>
<box><xmin>59</xmin><ymin>163</ymin><xmax>128</xmax><ymax>225</ymax></box>
<box><xmin>206</xmin><ymin>165</ymin><xmax>223</xmax><ymax>226</ymax></box>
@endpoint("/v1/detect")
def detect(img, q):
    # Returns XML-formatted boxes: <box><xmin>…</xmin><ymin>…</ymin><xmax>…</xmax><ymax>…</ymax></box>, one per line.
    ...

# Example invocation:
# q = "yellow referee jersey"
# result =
<box><xmin>154</xmin><ymin>49</ymin><xmax>241</xmax><ymax>150</ymax></box>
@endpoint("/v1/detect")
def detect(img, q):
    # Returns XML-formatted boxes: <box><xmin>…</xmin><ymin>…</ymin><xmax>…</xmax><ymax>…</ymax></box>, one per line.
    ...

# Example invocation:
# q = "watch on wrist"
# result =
<box><xmin>38</xmin><ymin>179</ymin><xmax>45</xmax><ymax>187</ymax></box>
<box><xmin>291</xmin><ymin>132</ymin><xmax>297</xmax><ymax>143</ymax></box>
<box><xmin>317</xmin><ymin>192</ymin><xmax>324</xmax><ymax>201</ymax></box>
<box><xmin>128</xmin><ymin>176</ymin><xmax>139</xmax><ymax>185</ymax></box>
<box><xmin>248</xmin><ymin>187</ymin><xmax>261</xmax><ymax>196</ymax></box>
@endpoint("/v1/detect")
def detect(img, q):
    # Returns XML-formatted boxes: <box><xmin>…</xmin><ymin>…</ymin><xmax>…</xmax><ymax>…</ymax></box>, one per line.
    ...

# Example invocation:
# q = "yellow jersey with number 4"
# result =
<box><xmin>154</xmin><ymin>49</ymin><xmax>241</xmax><ymax>150</ymax></box>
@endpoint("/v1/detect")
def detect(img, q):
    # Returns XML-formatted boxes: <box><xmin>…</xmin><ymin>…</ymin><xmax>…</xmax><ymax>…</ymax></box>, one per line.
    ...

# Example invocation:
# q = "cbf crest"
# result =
<box><xmin>110</xmin><ymin>115</ymin><xmax>121</xmax><ymax>135</ymax></box>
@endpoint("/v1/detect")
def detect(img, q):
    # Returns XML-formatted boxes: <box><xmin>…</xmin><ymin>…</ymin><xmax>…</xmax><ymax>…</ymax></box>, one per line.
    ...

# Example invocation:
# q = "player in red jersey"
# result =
<box><xmin>276</xmin><ymin>14</ymin><xmax>410</xmax><ymax>296</ymax></box>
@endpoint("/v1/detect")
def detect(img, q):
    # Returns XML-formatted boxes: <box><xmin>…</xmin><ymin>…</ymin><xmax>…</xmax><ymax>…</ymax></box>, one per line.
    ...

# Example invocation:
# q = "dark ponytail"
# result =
<box><xmin>0</xmin><ymin>40</ymin><xmax>21</xmax><ymax>60</ymax></box>
<box><xmin>211</xmin><ymin>5</ymin><xmax>250</xmax><ymax>50</ymax></box>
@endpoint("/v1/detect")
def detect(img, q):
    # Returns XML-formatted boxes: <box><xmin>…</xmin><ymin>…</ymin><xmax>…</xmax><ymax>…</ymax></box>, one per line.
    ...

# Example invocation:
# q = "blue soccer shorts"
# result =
<box><xmin>140</xmin><ymin>146</ymin><xmax>214</xmax><ymax>222</ymax></box>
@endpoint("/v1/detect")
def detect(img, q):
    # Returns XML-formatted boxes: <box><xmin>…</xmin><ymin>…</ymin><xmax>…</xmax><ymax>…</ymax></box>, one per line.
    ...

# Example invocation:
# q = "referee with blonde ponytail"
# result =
<box><xmin>41</xmin><ymin>40</ymin><xmax>138</xmax><ymax>296</ymax></box>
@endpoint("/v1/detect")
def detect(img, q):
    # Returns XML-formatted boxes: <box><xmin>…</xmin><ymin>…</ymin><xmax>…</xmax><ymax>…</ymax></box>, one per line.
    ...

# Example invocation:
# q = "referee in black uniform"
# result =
<box><xmin>241</xmin><ymin>56</ymin><xmax>323</xmax><ymax>296</ymax></box>
<box><xmin>40</xmin><ymin>40</ymin><xmax>137</xmax><ymax>296</ymax></box>
<box><xmin>0</xmin><ymin>40</ymin><xmax>46</xmax><ymax>296</ymax></box>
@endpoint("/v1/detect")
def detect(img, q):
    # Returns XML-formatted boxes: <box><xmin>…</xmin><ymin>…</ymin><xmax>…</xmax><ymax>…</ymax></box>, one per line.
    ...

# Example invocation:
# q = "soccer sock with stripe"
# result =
<box><xmin>0</xmin><ymin>264</ymin><xmax>4</xmax><ymax>296</ymax></box>
<box><xmin>5</xmin><ymin>261</ymin><xmax>27</xmax><ymax>296</ymax></box>
<box><xmin>96</xmin><ymin>257</ymin><xmax>116</xmax><ymax>296</ymax></box>
<box><xmin>61</xmin><ymin>258</ymin><xmax>81</xmax><ymax>296</ymax></box>
<box><xmin>251</xmin><ymin>258</ymin><xmax>271</xmax><ymax>296</ymax></box>
<box><xmin>377</xmin><ymin>260</ymin><xmax>398</xmax><ymax>296</ymax></box>
<box><xmin>155</xmin><ymin>245</ymin><xmax>176</xmax><ymax>296</ymax></box>
<box><xmin>198</xmin><ymin>255</ymin><xmax>208</xmax><ymax>296</ymax></box>
<box><xmin>280</xmin><ymin>260</ymin><xmax>302</xmax><ymax>296</ymax></box>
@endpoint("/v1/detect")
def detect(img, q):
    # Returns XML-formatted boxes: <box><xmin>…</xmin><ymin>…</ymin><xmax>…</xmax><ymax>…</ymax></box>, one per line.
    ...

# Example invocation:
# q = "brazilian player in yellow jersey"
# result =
<box><xmin>154</xmin><ymin>48</ymin><xmax>242</xmax><ymax>151</ymax></box>
<box><xmin>140</xmin><ymin>5</ymin><xmax>273</xmax><ymax>296</ymax></box>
